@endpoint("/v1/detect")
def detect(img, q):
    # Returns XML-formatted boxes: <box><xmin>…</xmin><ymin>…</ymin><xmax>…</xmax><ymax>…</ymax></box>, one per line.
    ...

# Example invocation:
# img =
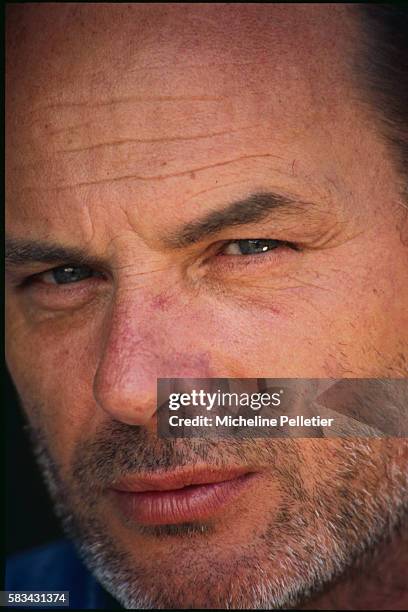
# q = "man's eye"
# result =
<box><xmin>38</xmin><ymin>265</ymin><xmax>101</xmax><ymax>285</ymax></box>
<box><xmin>220</xmin><ymin>239</ymin><xmax>287</xmax><ymax>256</ymax></box>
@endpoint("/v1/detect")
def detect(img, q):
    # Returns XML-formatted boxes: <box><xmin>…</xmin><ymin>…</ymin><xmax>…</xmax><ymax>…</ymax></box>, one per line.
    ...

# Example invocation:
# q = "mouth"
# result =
<box><xmin>109</xmin><ymin>467</ymin><xmax>258</xmax><ymax>525</ymax></box>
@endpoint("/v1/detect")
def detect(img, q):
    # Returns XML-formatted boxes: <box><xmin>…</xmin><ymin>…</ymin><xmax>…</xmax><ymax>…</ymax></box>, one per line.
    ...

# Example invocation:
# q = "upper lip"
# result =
<box><xmin>110</xmin><ymin>466</ymin><xmax>253</xmax><ymax>493</ymax></box>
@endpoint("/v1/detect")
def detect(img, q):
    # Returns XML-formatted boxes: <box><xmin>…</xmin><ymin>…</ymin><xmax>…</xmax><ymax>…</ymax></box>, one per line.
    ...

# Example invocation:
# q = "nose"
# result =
<box><xmin>93</xmin><ymin>294</ymin><xmax>212</xmax><ymax>426</ymax></box>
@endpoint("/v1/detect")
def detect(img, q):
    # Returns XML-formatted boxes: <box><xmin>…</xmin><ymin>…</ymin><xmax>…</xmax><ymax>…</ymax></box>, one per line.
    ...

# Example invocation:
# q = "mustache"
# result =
<box><xmin>70</xmin><ymin>421</ymin><xmax>290</xmax><ymax>490</ymax></box>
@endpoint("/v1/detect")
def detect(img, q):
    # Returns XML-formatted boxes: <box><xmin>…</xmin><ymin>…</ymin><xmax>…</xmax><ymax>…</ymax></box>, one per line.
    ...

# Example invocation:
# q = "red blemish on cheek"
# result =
<box><xmin>264</xmin><ymin>303</ymin><xmax>282</xmax><ymax>316</ymax></box>
<box><xmin>151</xmin><ymin>293</ymin><xmax>174</xmax><ymax>311</ymax></box>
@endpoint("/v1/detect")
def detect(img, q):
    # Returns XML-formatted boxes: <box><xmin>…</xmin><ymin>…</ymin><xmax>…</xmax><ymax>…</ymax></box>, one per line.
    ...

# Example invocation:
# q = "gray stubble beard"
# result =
<box><xmin>25</xmin><ymin>418</ymin><xmax>408</xmax><ymax>610</ymax></box>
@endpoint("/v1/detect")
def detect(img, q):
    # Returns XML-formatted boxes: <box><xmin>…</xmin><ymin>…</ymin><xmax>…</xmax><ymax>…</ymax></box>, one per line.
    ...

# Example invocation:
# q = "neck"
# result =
<box><xmin>300</xmin><ymin>521</ymin><xmax>408</xmax><ymax>610</ymax></box>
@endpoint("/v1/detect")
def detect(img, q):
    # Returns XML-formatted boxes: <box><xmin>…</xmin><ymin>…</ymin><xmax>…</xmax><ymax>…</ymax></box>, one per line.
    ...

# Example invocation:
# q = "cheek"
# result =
<box><xmin>195</xmin><ymin>287</ymin><xmax>343</xmax><ymax>377</ymax></box>
<box><xmin>203</xmin><ymin>278</ymin><xmax>399</xmax><ymax>378</ymax></box>
<box><xmin>6</xmin><ymin>304</ymin><xmax>104</xmax><ymax>468</ymax></box>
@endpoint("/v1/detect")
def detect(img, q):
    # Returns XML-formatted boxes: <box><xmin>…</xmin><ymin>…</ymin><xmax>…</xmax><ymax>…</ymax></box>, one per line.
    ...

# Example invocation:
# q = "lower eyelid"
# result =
<box><xmin>23</xmin><ymin>274</ymin><xmax>105</xmax><ymax>299</ymax></box>
<box><xmin>19</xmin><ymin>276</ymin><xmax>111</xmax><ymax>313</ymax></box>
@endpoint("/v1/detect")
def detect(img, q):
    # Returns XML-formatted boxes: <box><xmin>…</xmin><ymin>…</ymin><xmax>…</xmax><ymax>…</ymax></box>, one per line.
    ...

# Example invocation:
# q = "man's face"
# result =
<box><xmin>5</xmin><ymin>4</ymin><xmax>408</xmax><ymax>609</ymax></box>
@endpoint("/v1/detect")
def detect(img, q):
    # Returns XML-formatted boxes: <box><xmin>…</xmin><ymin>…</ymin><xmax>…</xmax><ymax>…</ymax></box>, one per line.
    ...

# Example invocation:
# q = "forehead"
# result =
<box><xmin>6</xmin><ymin>4</ymin><xmax>361</xmax><ymax>246</ymax></box>
<box><xmin>7</xmin><ymin>4</ymin><xmax>353</xmax><ymax>80</ymax></box>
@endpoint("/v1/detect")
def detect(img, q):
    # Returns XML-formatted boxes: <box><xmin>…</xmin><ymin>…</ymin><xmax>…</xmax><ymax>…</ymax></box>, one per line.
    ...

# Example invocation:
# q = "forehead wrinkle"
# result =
<box><xmin>16</xmin><ymin>153</ymin><xmax>283</xmax><ymax>193</ymax></box>
<box><xmin>34</xmin><ymin>94</ymin><xmax>224</xmax><ymax>114</ymax></box>
<box><xmin>15</xmin><ymin>91</ymin><xmax>290</xmax><ymax>176</ymax></box>
<box><xmin>56</xmin><ymin>124</ymin><xmax>265</xmax><ymax>155</ymax></box>
<box><xmin>7</xmin><ymin>8</ymin><xmax>360</xmax><ymax>203</ymax></box>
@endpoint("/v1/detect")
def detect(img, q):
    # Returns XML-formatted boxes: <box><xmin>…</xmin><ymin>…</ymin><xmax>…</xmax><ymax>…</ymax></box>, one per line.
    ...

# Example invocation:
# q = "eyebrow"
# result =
<box><xmin>5</xmin><ymin>191</ymin><xmax>310</xmax><ymax>266</ymax></box>
<box><xmin>165</xmin><ymin>191</ymin><xmax>307</xmax><ymax>247</ymax></box>
<box><xmin>5</xmin><ymin>240</ymin><xmax>105</xmax><ymax>268</ymax></box>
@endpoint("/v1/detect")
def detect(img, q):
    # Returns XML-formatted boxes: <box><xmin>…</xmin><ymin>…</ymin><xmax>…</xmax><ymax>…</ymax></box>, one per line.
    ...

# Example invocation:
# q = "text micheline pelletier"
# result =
<box><xmin>165</xmin><ymin>389</ymin><xmax>334</xmax><ymax>429</ymax></box>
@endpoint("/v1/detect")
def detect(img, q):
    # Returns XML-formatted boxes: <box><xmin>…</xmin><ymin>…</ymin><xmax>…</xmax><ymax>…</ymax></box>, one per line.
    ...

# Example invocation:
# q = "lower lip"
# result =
<box><xmin>111</xmin><ymin>473</ymin><xmax>256</xmax><ymax>525</ymax></box>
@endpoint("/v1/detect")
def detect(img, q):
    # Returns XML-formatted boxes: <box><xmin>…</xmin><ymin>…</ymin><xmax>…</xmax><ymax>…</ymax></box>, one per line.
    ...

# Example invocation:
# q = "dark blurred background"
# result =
<box><xmin>5</xmin><ymin>368</ymin><xmax>63</xmax><ymax>556</ymax></box>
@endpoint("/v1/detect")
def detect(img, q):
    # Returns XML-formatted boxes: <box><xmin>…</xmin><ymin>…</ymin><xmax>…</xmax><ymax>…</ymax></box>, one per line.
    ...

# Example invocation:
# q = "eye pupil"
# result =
<box><xmin>237</xmin><ymin>239</ymin><xmax>280</xmax><ymax>254</ymax></box>
<box><xmin>52</xmin><ymin>266</ymin><xmax>93</xmax><ymax>284</ymax></box>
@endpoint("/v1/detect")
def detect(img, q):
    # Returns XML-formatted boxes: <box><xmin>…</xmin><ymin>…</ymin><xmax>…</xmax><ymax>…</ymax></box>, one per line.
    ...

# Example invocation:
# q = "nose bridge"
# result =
<box><xmin>93</xmin><ymin>289</ymin><xmax>212</xmax><ymax>425</ymax></box>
